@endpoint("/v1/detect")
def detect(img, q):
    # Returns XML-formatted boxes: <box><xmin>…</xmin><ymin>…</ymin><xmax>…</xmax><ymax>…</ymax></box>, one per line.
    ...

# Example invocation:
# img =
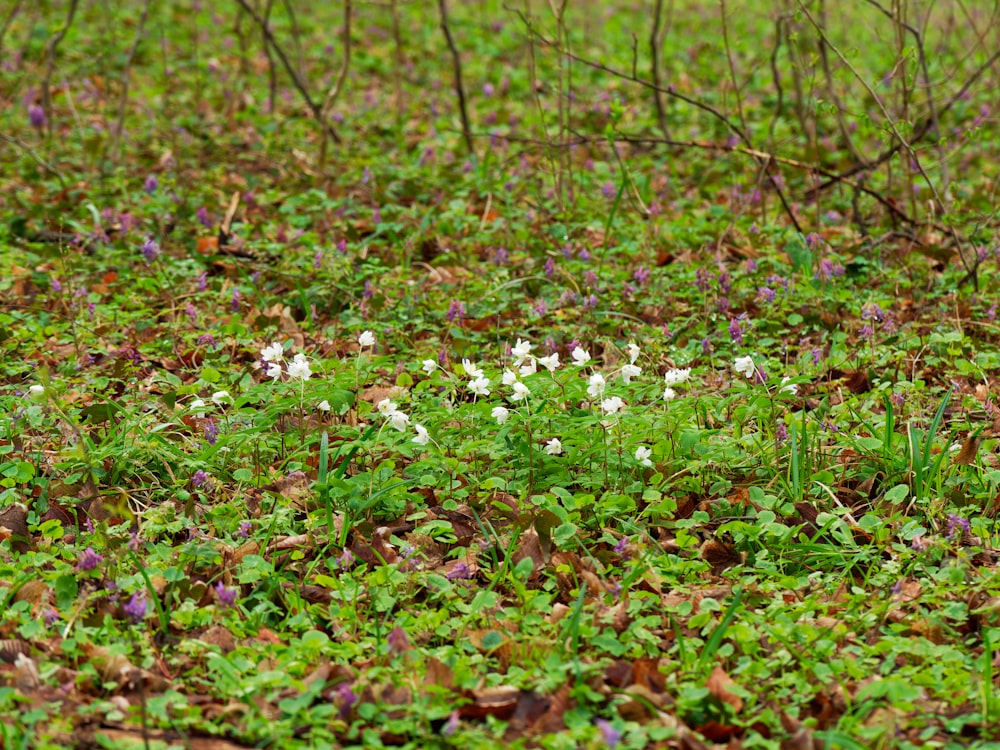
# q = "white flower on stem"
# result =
<box><xmin>377</xmin><ymin>398</ymin><xmax>399</xmax><ymax>415</ymax></box>
<box><xmin>388</xmin><ymin>411</ymin><xmax>410</xmax><ymax>432</ymax></box>
<box><xmin>468</xmin><ymin>376</ymin><xmax>491</xmax><ymax>397</ymax></box>
<box><xmin>780</xmin><ymin>377</ymin><xmax>798</xmax><ymax>395</ymax></box>
<box><xmin>663</xmin><ymin>387</ymin><xmax>677</xmax><ymax>401</ymax></box>
<box><xmin>318</xmin><ymin>400</ymin><xmax>331</xmax><ymax>412</ymax></box>
<box><xmin>358</xmin><ymin>330</ymin><xmax>376</xmax><ymax>348</ymax></box>
<box><xmin>462</xmin><ymin>359</ymin><xmax>483</xmax><ymax>378</ymax></box>
<box><xmin>544</xmin><ymin>438</ymin><xmax>563</xmax><ymax>455</ymax></box>
<box><xmin>571</xmin><ymin>346</ymin><xmax>591</xmax><ymax>366</ymax></box>
<box><xmin>27</xmin><ymin>384</ymin><xmax>45</xmax><ymax>398</ymax></box>
<box><xmin>601</xmin><ymin>396</ymin><xmax>625</xmax><ymax>415</ymax></box>
<box><xmin>537</xmin><ymin>353</ymin><xmax>560</xmax><ymax>372</ymax></box>
<box><xmin>287</xmin><ymin>353</ymin><xmax>312</xmax><ymax>380</ymax></box>
<box><xmin>663</xmin><ymin>368</ymin><xmax>691</xmax><ymax>386</ymax></box>
<box><xmin>519</xmin><ymin>358</ymin><xmax>538</xmax><ymax>377</ymax></box>
<box><xmin>421</xmin><ymin>359</ymin><xmax>438</xmax><ymax>375</ymax></box>
<box><xmin>501</xmin><ymin>369</ymin><xmax>518</xmax><ymax>386</ymax></box>
<box><xmin>190</xmin><ymin>398</ymin><xmax>207</xmax><ymax>410</ymax></box>
<box><xmin>621</xmin><ymin>364</ymin><xmax>641</xmax><ymax>384</ymax></box>
<box><xmin>211</xmin><ymin>390</ymin><xmax>231</xmax><ymax>406</ymax></box>
<box><xmin>266</xmin><ymin>363</ymin><xmax>282</xmax><ymax>380</ymax></box>
<box><xmin>627</xmin><ymin>343</ymin><xmax>640</xmax><ymax>364</ymax></box>
<box><xmin>492</xmin><ymin>406</ymin><xmax>510</xmax><ymax>424</ymax></box>
<box><xmin>510</xmin><ymin>381</ymin><xmax>530</xmax><ymax>401</ymax></box>
<box><xmin>734</xmin><ymin>355</ymin><xmax>756</xmax><ymax>379</ymax></box>
<box><xmin>511</xmin><ymin>338</ymin><xmax>533</xmax><ymax>365</ymax></box>
<box><xmin>413</xmin><ymin>424</ymin><xmax>430</xmax><ymax>445</ymax></box>
<box><xmin>261</xmin><ymin>342</ymin><xmax>284</xmax><ymax>362</ymax></box>
<box><xmin>635</xmin><ymin>446</ymin><xmax>653</xmax><ymax>467</ymax></box>
<box><xmin>587</xmin><ymin>372</ymin><xmax>606</xmax><ymax>398</ymax></box>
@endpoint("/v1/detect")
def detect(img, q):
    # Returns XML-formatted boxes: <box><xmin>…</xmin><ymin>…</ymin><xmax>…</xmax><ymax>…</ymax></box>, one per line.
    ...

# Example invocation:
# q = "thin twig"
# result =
<box><xmin>649</xmin><ymin>0</ymin><xmax>671</xmax><ymax>139</ymax></box>
<box><xmin>0</xmin><ymin>132</ymin><xmax>66</xmax><ymax>186</ymax></box>
<box><xmin>438</xmin><ymin>0</ymin><xmax>473</xmax><ymax>155</ymax></box>
<box><xmin>42</xmin><ymin>0</ymin><xmax>79</xmax><ymax>139</ymax></box>
<box><xmin>0</xmin><ymin>0</ymin><xmax>24</xmax><ymax>56</ymax></box>
<box><xmin>109</xmin><ymin>0</ymin><xmax>153</xmax><ymax>164</ymax></box>
<box><xmin>318</xmin><ymin>0</ymin><xmax>352</xmax><ymax>171</ymax></box>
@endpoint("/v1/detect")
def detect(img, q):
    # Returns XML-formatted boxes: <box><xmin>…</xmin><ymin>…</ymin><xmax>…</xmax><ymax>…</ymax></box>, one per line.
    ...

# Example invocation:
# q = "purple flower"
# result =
<box><xmin>613</xmin><ymin>536</ymin><xmax>628</xmax><ymax>554</ymax></box>
<box><xmin>584</xmin><ymin>270</ymin><xmax>598</xmax><ymax>287</ymax></box>
<box><xmin>775</xmin><ymin>422</ymin><xmax>788</xmax><ymax>443</ymax></box>
<box><xmin>757</xmin><ymin>287</ymin><xmax>776</xmax><ymax>304</ymax></box>
<box><xmin>230</xmin><ymin>288</ymin><xmax>241</xmax><ymax>312</ymax></box>
<box><xmin>238</xmin><ymin>521</ymin><xmax>252</xmax><ymax>539</ymax></box>
<box><xmin>947</xmin><ymin>513</ymin><xmax>970</xmax><ymax>540</ymax></box>
<box><xmin>196</xmin><ymin>206</ymin><xmax>213</xmax><ymax>228</ymax></box>
<box><xmin>805</xmin><ymin>232</ymin><xmax>823</xmax><ymax>249</ymax></box>
<box><xmin>144</xmin><ymin>175</ymin><xmax>158</xmax><ymax>194</ymax></box>
<box><xmin>911</xmin><ymin>535</ymin><xmax>928</xmax><ymax>552</ymax></box>
<box><xmin>495</xmin><ymin>247</ymin><xmax>509</xmax><ymax>265</ymax></box>
<box><xmin>815</xmin><ymin>258</ymin><xmax>844</xmax><ymax>281</ymax></box>
<box><xmin>203</xmin><ymin>419</ymin><xmax>219</xmax><ymax>446</ymax></box>
<box><xmin>811</xmin><ymin>348</ymin><xmax>822</xmax><ymax>365</ymax></box>
<box><xmin>214</xmin><ymin>581</ymin><xmax>237</xmax><ymax>607</ymax></box>
<box><xmin>186</xmin><ymin>302</ymin><xmax>198</xmax><ymax>325</ymax></box>
<box><xmin>601</xmin><ymin>181</ymin><xmax>616</xmax><ymax>199</ymax></box>
<box><xmin>446</xmin><ymin>300</ymin><xmax>465</xmax><ymax>324</ymax></box>
<box><xmin>595</xmin><ymin>718</ymin><xmax>621</xmax><ymax>747</ymax></box>
<box><xmin>399</xmin><ymin>544</ymin><xmax>415</xmax><ymax>560</ymax></box>
<box><xmin>745</xmin><ymin>258</ymin><xmax>758</xmax><ymax>273</ymax></box>
<box><xmin>544</xmin><ymin>257</ymin><xmax>556</xmax><ymax>278</ymax></box>
<box><xmin>442</xmin><ymin>710</ymin><xmax>460</xmax><ymax>737</ymax></box>
<box><xmin>42</xmin><ymin>608</ymin><xmax>59</xmax><ymax>626</ymax></box>
<box><xmin>701</xmin><ymin>336</ymin><xmax>713</xmax><ymax>354</ymax></box>
<box><xmin>633</xmin><ymin>266</ymin><xmax>650</xmax><ymax>285</ymax></box>
<box><xmin>77</xmin><ymin>547</ymin><xmax>104</xmax><ymax>572</ymax></box>
<box><xmin>28</xmin><ymin>104</ymin><xmax>47</xmax><ymax>129</ymax></box>
<box><xmin>123</xmin><ymin>592</ymin><xmax>147</xmax><ymax>623</ymax></box>
<box><xmin>197</xmin><ymin>333</ymin><xmax>217</xmax><ymax>349</ymax></box>
<box><xmin>338</xmin><ymin>549</ymin><xmax>355</xmax><ymax>569</ymax></box>
<box><xmin>140</xmin><ymin>238</ymin><xmax>161</xmax><ymax>263</ymax></box>
<box><xmin>129</xmin><ymin>531</ymin><xmax>142</xmax><ymax>552</ymax></box>
<box><xmin>196</xmin><ymin>272</ymin><xmax>208</xmax><ymax>292</ymax></box>
<box><xmin>446</xmin><ymin>562</ymin><xmax>472</xmax><ymax>580</ymax></box>
<box><xmin>717</xmin><ymin>271</ymin><xmax>731</xmax><ymax>294</ymax></box>
<box><xmin>728</xmin><ymin>318</ymin><xmax>743</xmax><ymax>345</ymax></box>
<box><xmin>388</xmin><ymin>625</ymin><xmax>411</xmax><ymax>654</ymax></box>
<box><xmin>583</xmin><ymin>294</ymin><xmax>598</xmax><ymax>310</ymax></box>
<box><xmin>335</xmin><ymin>682</ymin><xmax>357</xmax><ymax>719</ymax></box>
<box><xmin>313</xmin><ymin>249</ymin><xmax>323</xmax><ymax>270</ymax></box>
<box><xmin>51</xmin><ymin>277</ymin><xmax>62</xmax><ymax>293</ymax></box>
<box><xmin>695</xmin><ymin>267</ymin><xmax>714</xmax><ymax>292</ymax></box>
<box><xmin>533</xmin><ymin>299</ymin><xmax>547</xmax><ymax>317</ymax></box>
<box><xmin>192</xmin><ymin>469</ymin><xmax>210</xmax><ymax>487</ymax></box>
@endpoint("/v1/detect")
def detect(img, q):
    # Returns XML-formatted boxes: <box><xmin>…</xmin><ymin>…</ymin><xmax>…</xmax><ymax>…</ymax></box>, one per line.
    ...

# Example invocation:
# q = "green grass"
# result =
<box><xmin>2</xmin><ymin>0</ymin><xmax>1000</xmax><ymax>747</ymax></box>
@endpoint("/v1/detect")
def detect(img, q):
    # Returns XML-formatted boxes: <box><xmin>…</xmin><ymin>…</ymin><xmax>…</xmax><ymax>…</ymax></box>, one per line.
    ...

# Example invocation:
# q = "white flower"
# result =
<box><xmin>663</xmin><ymin>368</ymin><xmax>691</xmax><ymax>386</ymax></box>
<box><xmin>287</xmin><ymin>353</ymin><xmax>312</xmax><ymax>380</ymax></box>
<box><xmin>571</xmin><ymin>346</ymin><xmax>591</xmax><ymax>366</ymax></box>
<box><xmin>510</xmin><ymin>381</ymin><xmax>530</xmax><ymax>401</ymax></box>
<box><xmin>211</xmin><ymin>390</ymin><xmax>231</xmax><ymax>406</ymax></box>
<box><xmin>587</xmin><ymin>372</ymin><xmax>606</xmax><ymax>398</ymax></box>
<box><xmin>462</xmin><ymin>359</ymin><xmax>483</xmax><ymax>378</ymax></box>
<box><xmin>627</xmin><ymin>343</ymin><xmax>640</xmax><ymax>364</ymax></box>
<box><xmin>621</xmin><ymin>364</ymin><xmax>641</xmax><ymax>384</ymax></box>
<box><xmin>519</xmin><ymin>359</ymin><xmax>537</xmax><ymax>377</ymax></box>
<box><xmin>635</xmin><ymin>446</ymin><xmax>652</xmax><ymax>467</ymax></box>
<box><xmin>544</xmin><ymin>438</ymin><xmax>563</xmax><ymax>455</ymax></box>
<box><xmin>318</xmin><ymin>399</ymin><xmax>331</xmax><ymax>412</ymax></box>
<box><xmin>663</xmin><ymin>387</ymin><xmax>677</xmax><ymax>401</ymax></box>
<box><xmin>511</xmin><ymin>338</ymin><xmax>533</xmax><ymax>365</ymax></box>
<box><xmin>388</xmin><ymin>411</ymin><xmax>410</xmax><ymax>432</ymax></box>
<box><xmin>190</xmin><ymin>398</ymin><xmax>207</xmax><ymax>410</ymax></box>
<box><xmin>468</xmin><ymin>376</ymin><xmax>491</xmax><ymax>396</ymax></box>
<box><xmin>261</xmin><ymin>342</ymin><xmax>283</xmax><ymax>362</ymax></box>
<box><xmin>421</xmin><ymin>359</ymin><xmax>437</xmax><ymax>375</ymax></box>
<box><xmin>27</xmin><ymin>384</ymin><xmax>45</xmax><ymax>398</ymax></box>
<box><xmin>501</xmin><ymin>369</ymin><xmax>518</xmax><ymax>386</ymax></box>
<box><xmin>780</xmin><ymin>377</ymin><xmax>798</xmax><ymax>395</ymax></box>
<box><xmin>601</xmin><ymin>396</ymin><xmax>625</xmax><ymax>415</ymax></box>
<box><xmin>492</xmin><ymin>406</ymin><xmax>510</xmax><ymax>424</ymax></box>
<box><xmin>266</xmin><ymin>363</ymin><xmax>282</xmax><ymax>380</ymax></box>
<box><xmin>734</xmin><ymin>355</ymin><xmax>756</xmax><ymax>379</ymax></box>
<box><xmin>413</xmin><ymin>424</ymin><xmax>430</xmax><ymax>445</ymax></box>
<box><xmin>377</xmin><ymin>398</ymin><xmax>399</xmax><ymax>415</ymax></box>
<box><xmin>358</xmin><ymin>330</ymin><xmax>376</xmax><ymax>348</ymax></box>
<box><xmin>538</xmin><ymin>353</ymin><xmax>560</xmax><ymax>372</ymax></box>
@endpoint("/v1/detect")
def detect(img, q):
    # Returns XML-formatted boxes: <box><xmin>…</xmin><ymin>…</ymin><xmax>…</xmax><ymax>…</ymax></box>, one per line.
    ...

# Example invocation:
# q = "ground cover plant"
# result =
<box><xmin>2</xmin><ymin>0</ymin><xmax>1000</xmax><ymax>747</ymax></box>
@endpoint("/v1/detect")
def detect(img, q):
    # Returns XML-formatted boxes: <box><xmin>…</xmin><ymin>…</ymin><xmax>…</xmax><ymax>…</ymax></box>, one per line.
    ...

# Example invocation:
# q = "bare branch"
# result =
<box><xmin>438</xmin><ymin>0</ymin><xmax>473</xmax><ymax>155</ymax></box>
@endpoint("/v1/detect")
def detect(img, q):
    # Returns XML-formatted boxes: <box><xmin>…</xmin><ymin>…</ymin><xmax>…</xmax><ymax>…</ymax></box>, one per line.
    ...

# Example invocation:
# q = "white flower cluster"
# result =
<box><xmin>261</xmin><ymin>341</ymin><xmax>313</xmax><ymax>381</ymax></box>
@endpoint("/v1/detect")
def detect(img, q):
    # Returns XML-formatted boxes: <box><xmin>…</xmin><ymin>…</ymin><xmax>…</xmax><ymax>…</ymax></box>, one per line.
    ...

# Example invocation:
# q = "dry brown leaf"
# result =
<box><xmin>706</xmin><ymin>665</ymin><xmax>744</xmax><ymax>712</ymax></box>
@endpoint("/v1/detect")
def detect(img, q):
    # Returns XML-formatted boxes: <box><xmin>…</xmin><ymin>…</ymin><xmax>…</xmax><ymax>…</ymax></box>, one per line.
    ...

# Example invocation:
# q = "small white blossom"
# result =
<box><xmin>28</xmin><ymin>384</ymin><xmax>45</xmax><ymax>398</ymax></box>
<box><xmin>261</xmin><ymin>342</ymin><xmax>284</xmax><ymax>362</ymax></box>
<box><xmin>190</xmin><ymin>398</ymin><xmax>207</xmax><ymax>410</ymax></box>
<box><xmin>734</xmin><ymin>355</ymin><xmax>756</xmax><ymax>379</ymax></box>
<box><xmin>780</xmin><ymin>377</ymin><xmax>798</xmax><ymax>395</ymax></box>
<box><xmin>627</xmin><ymin>343</ymin><xmax>640</xmax><ymax>364</ymax></box>
<box><xmin>462</xmin><ymin>359</ymin><xmax>483</xmax><ymax>378</ymax></box>
<box><xmin>537</xmin><ymin>353</ymin><xmax>560</xmax><ymax>372</ymax></box>
<box><xmin>663</xmin><ymin>387</ymin><xmax>677</xmax><ymax>401</ymax></box>
<box><xmin>635</xmin><ymin>446</ymin><xmax>652</xmax><ymax>467</ymax></box>
<box><xmin>468</xmin><ymin>376</ymin><xmax>491</xmax><ymax>396</ymax></box>
<box><xmin>287</xmin><ymin>353</ymin><xmax>312</xmax><ymax>380</ymax></box>
<box><xmin>318</xmin><ymin>399</ymin><xmax>331</xmax><ymax>412</ymax></box>
<box><xmin>510</xmin><ymin>381</ymin><xmax>530</xmax><ymax>401</ymax></box>
<box><xmin>266</xmin><ymin>363</ymin><xmax>282</xmax><ymax>380</ymax></box>
<box><xmin>388</xmin><ymin>410</ymin><xmax>410</xmax><ymax>432</ymax></box>
<box><xmin>211</xmin><ymin>390</ymin><xmax>231</xmax><ymax>406</ymax></box>
<box><xmin>587</xmin><ymin>372</ymin><xmax>606</xmax><ymax>398</ymax></box>
<box><xmin>571</xmin><ymin>346</ymin><xmax>591</xmax><ymax>366</ymax></box>
<box><xmin>519</xmin><ymin>359</ymin><xmax>538</xmax><ymax>377</ymax></box>
<box><xmin>358</xmin><ymin>330</ymin><xmax>376</xmax><ymax>348</ymax></box>
<box><xmin>663</xmin><ymin>368</ymin><xmax>691</xmax><ymax>386</ymax></box>
<box><xmin>501</xmin><ymin>369</ymin><xmax>518</xmax><ymax>386</ymax></box>
<box><xmin>601</xmin><ymin>396</ymin><xmax>625</xmax><ymax>415</ymax></box>
<box><xmin>377</xmin><ymin>398</ymin><xmax>399</xmax><ymax>415</ymax></box>
<box><xmin>421</xmin><ymin>359</ymin><xmax>437</xmax><ymax>375</ymax></box>
<box><xmin>413</xmin><ymin>424</ymin><xmax>430</xmax><ymax>445</ymax></box>
<box><xmin>544</xmin><ymin>438</ymin><xmax>563</xmax><ymax>456</ymax></box>
<box><xmin>492</xmin><ymin>406</ymin><xmax>510</xmax><ymax>424</ymax></box>
<box><xmin>511</xmin><ymin>338</ymin><xmax>533</xmax><ymax>365</ymax></box>
<box><xmin>621</xmin><ymin>364</ymin><xmax>641</xmax><ymax>384</ymax></box>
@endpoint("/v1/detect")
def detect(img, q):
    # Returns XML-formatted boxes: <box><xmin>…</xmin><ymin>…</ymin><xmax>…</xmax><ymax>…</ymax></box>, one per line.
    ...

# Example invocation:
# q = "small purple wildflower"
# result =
<box><xmin>446</xmin><ymin>300</ymin><xmax>465</xmax><ymax>324</ymax></box>
<box><xmin>144</xmin><ymin>175</ymin><xmax>158</xmax><ymax>194</ymax></box>
<box><xmin>544</xmin><ymin>257</ymin><xmax>556</xmax><ymax>278</ymax></box>
<box><xmin>42</xmin><ymin>608</ymin><xmax>59</xmax><ymax>627</ymax></box>
<box><xmin>595</xmin><ymin>718</ymin><xmax>621</xmax><ymax>748</ymax></box>
<box><xmin>336</xmin><ymin>238</ymin><xmax>348</xmax><ymax>254</ymax></box>
<box><xmin>728</xmin><ymin>318</ymin><xmax>743</xmax><ymax>345</ymax></box>
<box><xmin>51</xmin><ymin>277</ymin><xmax>63</xmax><ymax>293</ymax></box>
<box><xmin>28</xmin><ymin>104</ymin><xmax>47</xmax><ymax>129</ymax></box>
<box><xmin>442</xmin><ymin>710</ymin><xmax>460</xmax><ymax>737</ymax></box>
<box><xmin>230</xmin><ymin>288</ymin><xmax>241</xmax><ymax>312</ymax></box>
<box><xmin>129</xmin><ymin>531</ymin><xmax>142</xmax><ymax>553</ymax></box>
<box><xmin>701</xmin><ymin>336</ymin><xmax>713</xmax><ymax>354</ymax></box>
<box><xmin>601</xmin><ymin>181</ymin><xmax>616</xmax><ymax>199</ymax></box>
<box><xmin>811</xmin><ymin>347</ymin><xmax>822</xmax><ymax>366</ymax></box>
<box><xmin>123</xmin><ymin>592</ymin><xmax>147</xmax><ymax>623</ymax></box>
<box><xmin>313</xmin><ymin>249</ymin><xmax>323</xmax><ymax>270</ymax></box>
<box><xmin>891</xmin><ymin>392</ymin><xmax>905</xmax><ymax>409</ymax></box>
<box><xmin>745</xmin><ymin>258</ymin><xmax>758</xmax><ymax>272</ymax></box>
<box><xmin>373</xmin><ymin>206</ymin><xmax>382</xmax><ymax>224</ymax></box>
<box><xmin>578</xmin><ymin>247</ymin><xmax>591</xmax><ymax>261</ymax></box>
<box><xmin>196</xmin><ymin>272</ymin><xmax>208</xmax><ymax>292</ymax></box>
<box><xmin>946</xmin><ymin>513</ymin><xmax>970</xmax><ymax>540</ymax></box>
<box><xmin>399</xmin><ymin>545</ymin><xmax>415</xmax><ymax>560</ymax></box>
<box><xmin>214</xmin><ymin>581</ymin><xmax>237</xmax><ymax>607</ymax></box>
<box><xmin>583</xmin><ymin>294</ymin><xmax>599</xmax><ymax>310</ymax></box>
<box><xmin>338</xmin><ymin>548</ymin><xmax>355</xmax><ymax>569</ymax></box>
<box><xmin>533</xmin><ymin>299</ymin><xmax>547</xmax><ymax>317</ymax></box>
<box><xmin>584</xmin><ymin>269</ymin><xmax>598</xmax><ymax>287</ymax></box>
<box><xmin>717</xmin><ymin>296</ymin><xmax>730</xmax><ymax>314</ymax></box>
<box><xmin>197</xmin><ymin>334</ymin><xmax>217</xmax><ymax>349</ymax></box>
<box><xmin>815</xmin><ymin>258</ymin><xmax>845</xmax><ymax>281</ymax></box>
<box><xmin>757</xmin><ymin>287</ymin><xmax>776</xmax><ymax>304</ymax></box>
<box><xmin>78</xmin><ymin>547</ymin><xmax>103</xmax><ymax>572</ymax></box>
<box><xmin>988</xmin><ymin>304</ymin><xmax>997</xmax><ymax>323</ymax></box>
<box><xmin>446</xmin><ymin>562</ymin><xmax>472</xmax><ymax>580</ymax></box>
<box><xmin>186</xmin><ymin>302</ymin><xmax>197</xmax><ymax>325</ymax></box>
<box><xmin>84</xmin><ymin>517</ymin><xmax>95</xmax><ymax>534</ymax></box>
<box><xmin>335</xmin><ymin>682</ymin><xmax>357</xmax><ymax>719</ymax></box>
<box><xmin>911</xmin><ymin>535</ymin><xmax>928</xmax><ymax>552</ymax></box>
<box><xmin>140</xmin><ymin>238</ymin><xmax>161</xmax><ymax>263</ymax></box>
<box><xmin>695</xmin><ymin>267</ymin><xmax>714</xmax><ymax>292</ymax></box>
<box><xmin>192</xmin><ymin>469</ymin><xmax>210</xmax><ymax>488</ymax></box>
<box><xmin>495</xmin><ymin>247</ymin><xmax>509</xmax><ymax>265</ymax></box>
<box><xmin>613</xmin><ymin>536</ymin><xmax>628</xmax><ymax>554</ymax></box>
<box><xmin>805</xmin><ymin>232</ymin><xmax>823</xmax><ymax>249</ymax></box>
<box><xmin>363</xmin><ymin>280</ymin><xmax>374</xmax><ymax>299</ymax></box>
<box><xmin>387</xmin><ymin>625</ymin><xmax>411</xmax><ymax>654</ymax></box>
<box><xmin>775</xmin><ymin>422</ymin><xmax>788</xmax><ymax>443</ymax></box>
<box><xmin>238</xmin><ymin>521</ymin><xmax>252</xmax><ymax>539</ymax></box>
<box><xmin>633</xmin><ymin>266</ymin><xmax>650</xmax><ymax>285</ymax></box>
<box><xmin>717</xmin><ymin>271</ymin><xmax>731</xmax><ymax>294</ymax></box>
<box><xmin>203</xmin><ymin>419</ymin><xmax>219</xmax><ymax>446</ymax></box>
<box><xmin>196</xmin><ymin>206</ymin><xmax>213</xmax><ymax>228</ymax></box>
<box><xmin>362</xmin><ymin>166</ymin><xmax>372</xmax><ymax>184</ymax></box>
